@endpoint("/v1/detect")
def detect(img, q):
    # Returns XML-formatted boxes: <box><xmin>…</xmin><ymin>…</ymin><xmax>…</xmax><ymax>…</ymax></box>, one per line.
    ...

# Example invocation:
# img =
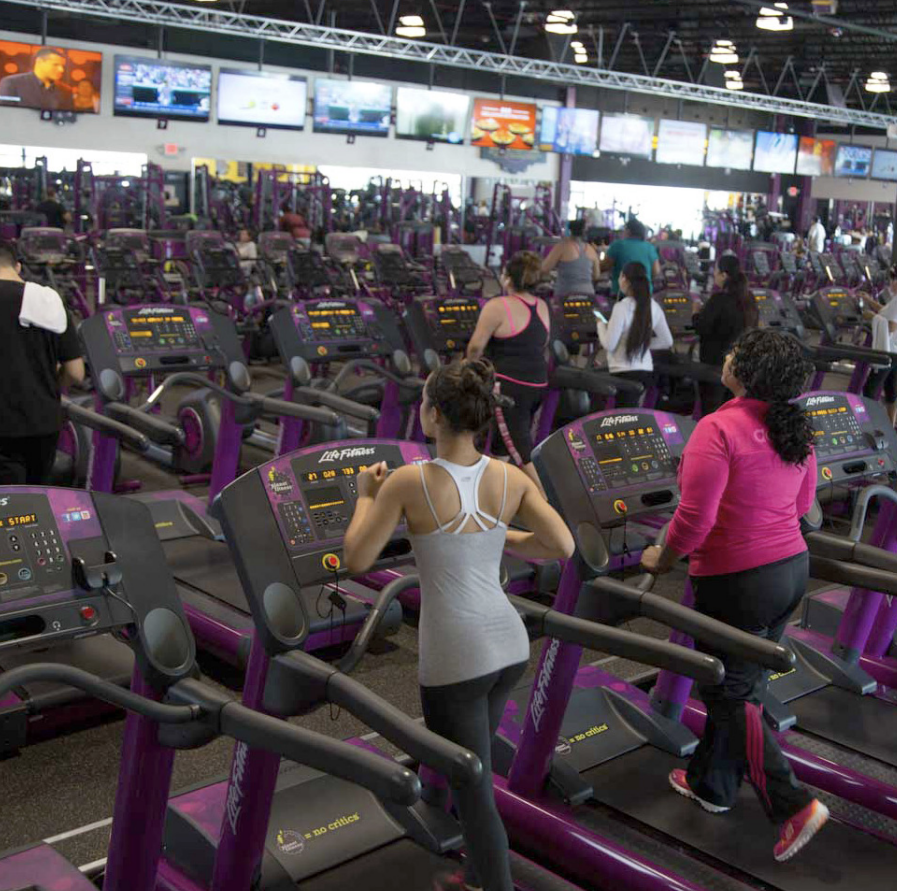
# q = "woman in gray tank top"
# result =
<box><xmin>345</xmin><ymin>358</ymin><xmax>574</xmax><ymax>891</ymax></box>
<box><xmin>542</xmin><ymin>218</ymin><xmax>601</xmax><ymax>297</ymax></box>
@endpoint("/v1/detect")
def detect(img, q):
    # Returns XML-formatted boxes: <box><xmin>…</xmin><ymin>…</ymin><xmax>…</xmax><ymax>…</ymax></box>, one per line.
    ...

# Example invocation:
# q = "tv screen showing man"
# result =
<box><xmin>0</xmin><ymin>41</ymin><xmax>102</xmax><ymax>113</ymax></box>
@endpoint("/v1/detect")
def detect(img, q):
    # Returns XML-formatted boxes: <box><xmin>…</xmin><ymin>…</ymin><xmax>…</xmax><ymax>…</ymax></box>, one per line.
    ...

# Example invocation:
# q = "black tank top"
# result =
<box><xmin>486</xmin><ymin>295</ymin><xmax>549</xmax><ymax>386</ymax></box>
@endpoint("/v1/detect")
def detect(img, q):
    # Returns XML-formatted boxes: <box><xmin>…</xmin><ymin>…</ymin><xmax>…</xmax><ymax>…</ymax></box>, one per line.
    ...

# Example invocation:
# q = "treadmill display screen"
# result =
<box><xmin>804</xmin><ymin>395</ymin><xmax>864</xmax><ymax>459</ymax></box>
<box><xmin>580</xmin><ymin>415</ymin><xmax>677</xmax><ymax>489</ymax></box>
<box><xmin>122</xmin><ymin>310</ymin><xmax>201</xmax><ymax>350</ymax></box>
<box><xmin>656</xmin><ymin>291</ymin><xmax>695</xmax><ymax>333</ymax></box>
<box><xmin>305</xmin><ymin>304</ymin><xmax>367</xmax><ymax>339</ymax></box>
<box><xmin>436</xmin><ymin>299</ymin><xmax>480</xmax><ymax>332</ymax></box>
<box><xmin>303</xmin><ymin>486</ymin><xmax>345</xmax><ymax>511</ymax></box>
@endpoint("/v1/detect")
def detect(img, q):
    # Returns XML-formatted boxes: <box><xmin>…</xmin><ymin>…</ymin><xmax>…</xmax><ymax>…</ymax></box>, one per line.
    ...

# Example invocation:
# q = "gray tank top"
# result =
<box><xmin>409</xmin><ymin>455</ymin><xmax>530</xmax><ymax>687</ymax></box>
<box><xmin>553</xmin><ymin>240</ymin><xmax>595</xmax><ymax>298</ymax></box>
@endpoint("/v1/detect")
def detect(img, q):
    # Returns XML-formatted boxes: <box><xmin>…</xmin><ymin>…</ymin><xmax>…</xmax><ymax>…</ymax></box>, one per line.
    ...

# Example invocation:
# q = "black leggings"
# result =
<box><xmin>687</xmin><ymin>552</ymin><xmax>814</xmax><ymax>824</ymax></box>
<box><xmin>611</xmin><ymin>370</ymin><xmax>652</xmax><ymax>408</ymax></box>
<box><xmin>420</xmin><ymin>661</ymin><xmax>527</xmax><ymax>891</ymax></box>
<box><xmin>492</xmin><ymin>380</ymin><xmax>544</xmax><ymax>466</ymax></box>
<box><xmin>0</xmin><ymin>433</ymin><xmax>59</xmax><ymax>485</ymax></box>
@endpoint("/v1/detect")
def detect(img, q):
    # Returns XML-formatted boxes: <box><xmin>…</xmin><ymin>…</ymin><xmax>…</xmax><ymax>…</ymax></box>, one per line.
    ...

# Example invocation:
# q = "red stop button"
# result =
<box><xmin>80</xmin><ymin>605</ymin><xmax>97</xmax><ymax>622</ymax></box>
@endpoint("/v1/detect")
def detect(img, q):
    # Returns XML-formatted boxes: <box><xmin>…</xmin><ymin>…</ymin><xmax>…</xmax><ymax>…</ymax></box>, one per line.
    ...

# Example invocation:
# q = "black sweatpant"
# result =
<box><xmin>0</xmin><ymin>433</ymin><xmax>59</xmax><ymax>485</ymax></box>
<box><xmin>420</xmin><ymin>661</ymin><xmax>527</xmax><ymax>891</ymax></box>
<box><xmin>612</xmin><ymin>370</ymin><xmax>652</xmax><ymax>408</ymax></box>
<box><xmin>686</xmin><ymin>552</ymin><xmax>814</xmax><ymax>824</ymax></box>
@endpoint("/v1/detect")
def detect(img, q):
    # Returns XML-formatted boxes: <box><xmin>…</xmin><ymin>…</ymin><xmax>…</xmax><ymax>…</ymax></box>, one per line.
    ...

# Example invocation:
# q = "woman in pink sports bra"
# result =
<box><xmin>467</xmin><ymin>251</ymin><xmax>550</xmax><ymax>490</ymax></box>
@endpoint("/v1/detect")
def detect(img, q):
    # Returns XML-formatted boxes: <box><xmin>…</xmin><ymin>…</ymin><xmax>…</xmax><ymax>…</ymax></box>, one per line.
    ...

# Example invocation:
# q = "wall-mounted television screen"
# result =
<box><xmin>0</xmin><ymin>40</ymin><xmax>102</xmax><ymax>113</ymax></box>
<box><xmin>655</xmin><ymin>119</ymin><xmax>707</xmax><ymax>166</ymax></box>
<box><xmin>217</xmin><ymin>69</ymin><xmax>306</xmax><ymax>130</ymax></box>
<box><xmin>114</xmin><ymin>55</ymin><xmax>212</xmax><ymax>121</ymax></box>
<box><xmin>705</xmin><ymin>128</ymin><xmax>754</xmax><ymax>170</ymax></box>
<box><xmin>395</xmin><ymin>87</ymin><xmax>469</xmax><ymax>144</ymax></box>
<box><xmin>599</xmin><ymin>114</ymin><xmax>655</xmax><ymax>158</ymax></box>
<box><xmin>470</xmin><ymin>97</ymin><xmax>537</xmax><ymax>150</ymax></box>
<box><xmin>538</xmin><ymin>107</ymin><xmax>600</xmax><ymax>156</ymax></box>
<box><xmin>753</xmin><ymin>131</ymin><xmax>798</xmax><ymax>174</ymax></box>
<box><xmin>871</xmin><ymin>149</ymin><xmax>897</xmax><ymax>182</ymax></box>
<box><xmin>834</xmin><ymin>144</ymin><xmax>873</xmax><ymax>179</ymax></box>
<box><xmin>313</xmin><ymin>78</ymin><xmax>392</xmax><ymax>137</ymax></box>
<box><xmin>795</xmin><ymin>136</ymin><xmax>837</xmax><ymax>177</ymax></box>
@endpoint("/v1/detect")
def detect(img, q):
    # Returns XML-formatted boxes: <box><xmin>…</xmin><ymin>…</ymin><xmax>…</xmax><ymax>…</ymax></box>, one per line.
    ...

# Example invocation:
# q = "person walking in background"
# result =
<box><xmin>601</xmin><ymin>217</ymin><xmax>662</xmax><ymax>298</ymax></box>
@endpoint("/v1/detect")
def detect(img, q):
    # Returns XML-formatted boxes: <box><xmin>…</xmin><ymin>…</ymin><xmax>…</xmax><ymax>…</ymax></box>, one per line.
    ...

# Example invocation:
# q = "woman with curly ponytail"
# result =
<box><xmin>641</xmin><ymin>329</ymin><xmax>829</xmax><ymax>862</ymax></box>
<box><xmin>345</xmin><ymin>358</ymin><xmax>574</xmax><ymax>891</ymax></box>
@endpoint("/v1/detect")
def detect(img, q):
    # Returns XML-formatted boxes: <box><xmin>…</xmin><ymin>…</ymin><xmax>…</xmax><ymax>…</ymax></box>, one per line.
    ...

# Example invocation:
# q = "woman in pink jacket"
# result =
<box><xmin>642</xmin><ymin>329</ymin><xmax>829</xmax><ymax>863</ymax></box>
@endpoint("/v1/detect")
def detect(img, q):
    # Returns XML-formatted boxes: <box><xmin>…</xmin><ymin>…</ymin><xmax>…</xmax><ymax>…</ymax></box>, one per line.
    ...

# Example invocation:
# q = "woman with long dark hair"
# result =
<box><xmin>642</xmin><ymin>329</ymin><xmax>828</xmax><ymax>863</ymax></box>
<box><xmin>693</xmin><ymin>254</ymin><xmax>759</xmax><ymax>414</ymax></box>
<box><xmin>596</xmin><ymin>260</ymin><xmax>673</xmax><ymax>407</ymax></box>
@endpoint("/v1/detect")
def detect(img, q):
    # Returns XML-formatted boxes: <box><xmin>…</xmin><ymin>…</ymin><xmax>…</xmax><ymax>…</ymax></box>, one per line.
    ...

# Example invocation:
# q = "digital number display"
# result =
<box><xmin>582</xmin><ymin>417</ymin><xmax>677</xmax><ymax>488</ymax></box>
<box><xmin>123</xmin><ymin>310</ymin><xmax>200</xmax><ymax>348</ymax></box>
<box><xmin>303</xmin><ymin>464</ymin><xmax>370</xmax><ymax>483</ymax></box>
<box><xmin>0</xmin><ymin>514</ymin><xmax>36</xmax><ymax>528</ymax></box>
<box><xmin>806</xmin><ymin>398</ymin><xmax>863</xmax><ymax>458</ymax></box>
<box><xmin>662</xmin><ymin>296</ymin><xmax>690</xmax><ymax>306</ymax></box>
<box><xmin>305</xmin><ymin>486</ymin><xmax>346</xmax><ymax>511</ymax></box>
<box><xmin>437</xmin><ymin>302</ymin><xmax>479</xmax><ymax>326</ymax></box>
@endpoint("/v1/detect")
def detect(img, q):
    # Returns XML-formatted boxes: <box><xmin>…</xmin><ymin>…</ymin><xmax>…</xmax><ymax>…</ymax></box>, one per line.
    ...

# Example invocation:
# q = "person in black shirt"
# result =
<box><xmin>0</xmin><ymin>47</ymin><xmax>72</xmax><ymax>112</ymax></box>
<box><xmin>693</xmin><ymin>254</ymin><xmax>759</xmax><ymax>415</ymax></box>
<box><xmin>35</xmin><ymin>188</ymin><xmax>69</xmax><ymax>230</ymax></box>
<box><xmin>0</xmin><ymin>242</ymin><xmax>84</xmax><ymax>484</ymax></box>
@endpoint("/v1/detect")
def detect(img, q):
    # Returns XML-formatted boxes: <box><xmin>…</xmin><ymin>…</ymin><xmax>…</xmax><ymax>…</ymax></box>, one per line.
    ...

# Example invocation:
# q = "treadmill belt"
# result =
<box><xmin>586</xmin><ymin>747</ymin><xmax>897</xmax><ymax>891</ymax></box>
<box><xmin>792</xmin><ymin>687</ymin><xmax>897</xmax><ymax>769</ymax></box>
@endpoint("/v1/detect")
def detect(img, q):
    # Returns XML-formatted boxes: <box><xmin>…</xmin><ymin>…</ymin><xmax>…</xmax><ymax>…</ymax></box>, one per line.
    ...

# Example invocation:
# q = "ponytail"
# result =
<box><xmin>718</xmin><ymin>254</ymin><xmax>758</xmax><ymax>330</ymax></box>
<box><xmin>730</xmin><ymin>329</ymin><xmax>814</xmax><ymax>465</ymax></box>
<box><xmin>621</xmin><ymin>261</ymin><xmax>654</xmax><ymax>361</ymax></box>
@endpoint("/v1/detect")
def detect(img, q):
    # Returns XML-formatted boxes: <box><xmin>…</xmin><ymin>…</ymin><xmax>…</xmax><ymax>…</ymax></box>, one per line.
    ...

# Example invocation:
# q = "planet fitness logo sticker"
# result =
<box><xmin>267</xmin><ymin>468</ymin><xmax>294</xmax><ymax>496</ymax></box>
<box><xmin>276</xmin><ymin>829</ymin><xmax>306</xmax><ymax>856</ymax></box>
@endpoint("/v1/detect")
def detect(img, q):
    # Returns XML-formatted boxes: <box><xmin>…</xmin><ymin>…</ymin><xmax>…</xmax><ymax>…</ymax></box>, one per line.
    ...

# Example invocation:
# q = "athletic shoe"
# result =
<box><xmin>669</xmin><ymin>769</ymin><xmax>731</xmax><ymax>814</ymax></box>
<box><xmin>774</xmin><ymin>799</ymin><xmax>830</xmax><ymax>862</ymax></box>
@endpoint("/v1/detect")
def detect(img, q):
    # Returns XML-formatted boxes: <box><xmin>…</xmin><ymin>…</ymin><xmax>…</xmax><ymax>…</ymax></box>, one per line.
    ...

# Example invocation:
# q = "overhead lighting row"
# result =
<box><xmin>709</xmin><ymin>39</ymin><xmax>738</xmax><ymax>65</ymax></box>
<box><xmin>396</xmin><ymin>14</ymin><xmax>426</xmax><ymax>38</ymax></box>
<box><xmin>545</xmin><ymin>9</ymin><xmax>578</xmax><ymax>35</ymax></box>
<box><xmin>756</xmin><ymin>3</ymin><xmax>793</xmax><ymax>31</ymax></box>
<box><xmin>570</xmin><ymin>39</ymin><xmax>588</xmax><ymax>64</ymax></box>
<box><xmin>866</xmin><ymin>71</ymin><xmax>891</xmax><ymax>93</ymax></box>
<box><xmin>725</xmin><ymin>70</ymin><xmax>744</xmax><ymax>91</ymax></box>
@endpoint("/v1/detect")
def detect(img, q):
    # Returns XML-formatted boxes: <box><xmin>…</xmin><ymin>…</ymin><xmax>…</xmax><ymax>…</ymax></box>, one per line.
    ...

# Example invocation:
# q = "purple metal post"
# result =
<box><xmin>207</xmin><ymin>396</ymin><xmax>244</xmax><ymax>507</ymax></box>
<box><xmin>277</xmin><ymin>377</ymin><xmax>303</xmax><ymax>455</ymax></box>
<box><xmin>210</xmin><ymin>641</ymin><xmax>282</xmax><ymax>891</ymax></box>
<box><xmin>834</xmin><ymin>498</ymin><xmax>897</xmax><ymax>662</ymax></box>
<box><xmin>535</xmin><ymin>387</ymin><xmax>560</xmax><ymax>444</ymax></box>
<box><xmin>507</xmin><ymin>562</ymin><xmax>584</xmax><ymax>799</ymax></box>
<box><xmin>649</xmin><ymin>580</ymin><xmax>697</xmax><ymax>720</ymax></box>
<box><xmin>867</xmin><ymin>594</ymin><xmax>897</xmax><ymax>659</ymax></box>
<box><xmin>103</xmin><ymin>668</ymin><xmax>177</xmax><ymax>891</ymax></box>
<box><xmin>86</xmin><ymin>394</ymin><xmax>120</xmax><ymax>493</ymax></box>
<box><xmin>376</xmin><ymin>380</ymin><xmax>402</xmax><ymax>439</ymax></box>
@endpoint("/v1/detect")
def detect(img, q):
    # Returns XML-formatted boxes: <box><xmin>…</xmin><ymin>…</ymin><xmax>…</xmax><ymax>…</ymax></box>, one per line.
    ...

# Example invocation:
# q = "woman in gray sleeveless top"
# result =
<box><xmin>345</xmin><ymin>358</ymin><xmax>574</xmax><ymax>891</ymax></box>
<box><xmin>542</xmin><ymin>218</ymin><xmax>601</xmax><ymax>297</ymax></box>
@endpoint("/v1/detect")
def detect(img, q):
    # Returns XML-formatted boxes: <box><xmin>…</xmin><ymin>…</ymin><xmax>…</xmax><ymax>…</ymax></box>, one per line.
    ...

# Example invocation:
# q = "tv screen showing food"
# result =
<box><xmin>0</xmin><ymin>40</ymin><xmax>102</xmax><ymax>113</ymax></box>
<box><xmin>114</xmin><ymin>55</ymin><xmax>212</xmax><ymax>121</ymax></box>
<box><xmin>470</xmin><ymin>97</ymin><xmax>538</xmax><ymax>150</ymax></box>
<box><xmin>394</xmin><ymin>87</ymin><xmax>469</xmax><ymax>144</ymax></box>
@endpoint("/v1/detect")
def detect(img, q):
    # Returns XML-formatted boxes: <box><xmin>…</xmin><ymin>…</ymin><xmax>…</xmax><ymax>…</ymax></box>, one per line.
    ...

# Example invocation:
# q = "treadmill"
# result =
<box><xmin>79</xmin><ymin>305</ymin><xmax>397</xmax><ymax>667</ymax></box>
<box><xmin>496</xmin><ymin>405</ymin><xmax>897</xmax><ymax>891</ymax></box>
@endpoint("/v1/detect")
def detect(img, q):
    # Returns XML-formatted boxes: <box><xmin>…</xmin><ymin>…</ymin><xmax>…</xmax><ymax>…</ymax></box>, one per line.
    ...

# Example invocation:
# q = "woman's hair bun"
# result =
<box><xmin>425</xmin><ymin>358</ymin><xmax>497</xmax><ymax>434</ymax></box>
<box><xmin>506</xmin><ymin>250</ymin><xmax>543</xmax><ymax>291</ymax></box>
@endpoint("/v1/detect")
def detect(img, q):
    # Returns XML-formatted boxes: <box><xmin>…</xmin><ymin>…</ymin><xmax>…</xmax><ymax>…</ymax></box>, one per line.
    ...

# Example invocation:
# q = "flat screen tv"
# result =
<box><xmin>871</xmin><ymin>149</ymin><xmax>897</xmax><ymax>182</ymax></box>
<box><xmin>470</xmin><ymin>97</ymin><xmax>537</xmax><ymax>150</ymax></box>
<box><xmin>394</xmin><ymin>87</ymin><xmax>469</xmax><ymax>144</ymax></box>
<box><xmin>598</xmin><ymin>114</ymin><xmax>655</xmax><ymax>158</ymax></box>
<box><xmin>114</xmin><ymin>55</ymin><xmax>212</xmax><ymax>121</ymax></box>
<box><xmin>655</xmin><ymin>119</ymin><xmax>707</xmax><ymax>166</ymax></box>
<box><xmin>312</xmin><ymin>78</ymin><xmax>392</xmax><ymax>137</ymax></box>
<box><xmin>795</xmin><ymin>137</ymin><xmax>837</xmax><ymax>177</ymax></box>
<box><xmin>834</xmin><ymin>144</ymin><xmax>873</xmax><ymax>178</ymax></box>
<box><xmin>753</xmin><ymin>131</ymin><xmax>798</xmax><ymax>174</ymax></box>
<box><xmin>0</xmin><ymin>40</ymin><xmax>102</xmax><ymax>113</ymax></box>
<box><xmin>705</xmin><ymin>128</ymin><xmax>754</xmax><ymax>170</ymax></box>
<box><xmin>217</xmin><ymin>69</ymin><xmax>307</xmax><ymax>130</ymax></box>
<box><xmin>538</xmin><ymin>107</ymin><xmax>600</xmax><ymax>156</ymax></box>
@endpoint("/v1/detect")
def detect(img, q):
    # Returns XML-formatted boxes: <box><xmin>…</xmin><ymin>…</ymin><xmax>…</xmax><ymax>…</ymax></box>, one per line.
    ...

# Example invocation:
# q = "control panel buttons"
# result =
<box><xmin>821</xmin><ymin>467</ymin><xmax>833</xmax><ymax>481</ymax></box>
<box><xmin>79</xmin><ymin>605</ymin><xmax>98</xmax><ymax>623</ymax></box>
<box><xmin>17</xmin><ymin>568</ymin><xmax>32</xmax><ymax>581</ymax></box>
<box><xmin>0</xmin><ymin>573</ymin><xmax>6</xmax><ymax>586</ymax></box>
<box><xmin>613</xmin><ymin>499</ymin><xmax>628</xmax><ymax>515</ymax></box>
<box><xmin>322</xmin><ymin>553</ymin><xmax>341</xmax><ymax>571</ymax></box>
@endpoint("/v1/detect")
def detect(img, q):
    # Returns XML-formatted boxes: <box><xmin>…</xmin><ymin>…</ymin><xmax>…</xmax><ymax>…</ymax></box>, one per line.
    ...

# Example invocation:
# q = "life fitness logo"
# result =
<box><xmin>599</xmin><ymin>415</ymin><xmax>639</xmax><ymax>427</ymax></box>
<box><xmin>319</xmin><ymin>447</ymin><xmax>377</xmax><ymax>464</ymax></box>
<box><xmin>805</xmin><ymin>396</ymin><xmax>835</xmax><ymax>407</ymax></box>
<box><xmin>531</xmin><ymin>638</ymin><xmax>561</xmax><ymax>732</ymax></box>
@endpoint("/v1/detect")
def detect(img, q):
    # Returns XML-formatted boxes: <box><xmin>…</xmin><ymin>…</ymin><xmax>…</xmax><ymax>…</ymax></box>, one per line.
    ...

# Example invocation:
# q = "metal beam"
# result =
<box><xmin>10</xmin><ymin>0</ymin><xmax>897</xmax><ymax>130</ymax></box>
<box><xmin>731</xmin><ymin>0</ymin><xmax>897</xmax><ymax>43</ymax></box>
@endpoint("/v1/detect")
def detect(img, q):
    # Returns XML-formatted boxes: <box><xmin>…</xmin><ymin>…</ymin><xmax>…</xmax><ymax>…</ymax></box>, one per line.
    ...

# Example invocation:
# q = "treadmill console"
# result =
<box><xmin>812</xmin><ymin>288</ymin><xmax>861</xmax><ymax>339</ymax></box>
<box><xmin>751</xmin><ymin>250</ymin><xmax>772</xmax><ymax>278</ymax></box>
<box><xmin>752</xmin><ymin>289</ymin><xmax>805</xmax><ymax>336</ymax></box>
<box><xmin>271</xmin><ymin>299</ymin><xmax>400</xmax><ymax>363</ymax></box>
<box><xmin>82</xmin><ymin>305</ymin><xmax>237</xmax><ymax>376</ymax></box>
<box><xmin>0</xmin><ymin>487</ymin><xmax>193</xmax><ymax>682</ymax></box>
<box><xmin>654</xmin><ymin>290</ymin><xmax>697</xmax><ymax>335</ymax></box>
<box><xmin>780</xmin><ymin>252</ymin><xmax>797</xmax><ymax>274</ymax></box>
<box><xmin>217</xmin><ymin>440</ymin><xmax>432</xmax><ymax>653</ymax></box>
<box><xmin>807</xmin><ymin>253</ymin><xmax>825</xmax><ymax>277</ymax></box>
<box><xmin>550</xmin><ymin>294</ymin><xmax>613</xmax><ymax>348</ymax></box>
<box><xmin>798</xmin><ymin>392</ymin><xmax>897</xmax><ymax>486</ymax></box>
<box><xmin>533</xmin><ymin>409</ymin><xmax>694</xmax><ymax>533</ymax></box>
<box><xmin>404</xmin><ymin>295</ymin><xmax>483</xmax><ymax>357</ymax></box>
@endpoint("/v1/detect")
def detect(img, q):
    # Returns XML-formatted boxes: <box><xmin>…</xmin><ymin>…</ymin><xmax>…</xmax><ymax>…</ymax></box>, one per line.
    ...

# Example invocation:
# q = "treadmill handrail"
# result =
<box><xmin>105</xmin><ymin>402</ymin><xmax>185</xmax><ymax>447</ymax></box>
<box><xmin>783</xmin><ymin>331</ymin><xmax>893</xmax><ymax>368</ymax></box>
<box><xmin>508</xmin><ymin>595</ymin><xmax>724</xmax><ymax>685</ymax></box>
<box><xmin>844</xmin><ymin>484</ymin><xmax>897</xmax><ymax>542</ymax></box>
<box><xmin>249</xmin><ymin>392</ymin><xmax>341</xmax><ymax>427</ymax></box>
<box><xmin>294</xmin><ymin>386</ymin><xmax>381</xmax><ymax>424</ymax></box>
<box><xmin>588</xmin><ymin>577</ymin><xmax>795</xmax><ymax>673</ymax></box>
<box><xmin>329</xmin><ymin>359</ymin><xmax>426</xmax><ymax>393</ymax></box>
<box><xmin>651</xmin><ymin>356</ymin><xmax>724</xmax><ymax>385</ymax></box>
<box><xmin>807</xmin><ymin>528</ymin><xmax>897</xmax><ymax>575</ymax></box>
<box><xmin>62</xmin><ymin>397</ymin><xmax>151</xmax><ymax>452</ymax></box>
<box><xmin>548</xmin><ymin>365</ymin><xmax>619</xmax><ymax>398</ymax></box>
<box><xmin>809</xmin><ymin>555</ymin><xmax>897</xmax><ymax>598</ymax></box>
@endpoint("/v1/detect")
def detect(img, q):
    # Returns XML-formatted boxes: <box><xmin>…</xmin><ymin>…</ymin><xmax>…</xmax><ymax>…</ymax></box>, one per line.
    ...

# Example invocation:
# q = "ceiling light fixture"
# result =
<box><xmin>866</xmin><ymin>71</ymin><xmax>891</xmax><ymax>93</ymax></box>
<box><xmin>725</xmin><ymin>71</ymin><xmax>744</xmax><ymax>91</ymax></box>
<box><xmin>756</xmin><ymin>3</ymin><xmax>794</xmax><ymax>31</ymax></box>
<box><xmin>709</xmin><ymin>39</ymin><xmax>739</xmax><ymax>64</ymax></box>
<box><xmin>396</xmin><ymin>15</ymin><xmax>426</xmax><ymax>38</ymax></box>
<box><xmin>546</xmin><ymin>10</ymin><xmax>578</xmax><ymax>35</ymax></box>
<box><xmin>574</xmin><ymin>53</ymin><xmax>588</xmax><ymax>63</ymax></box>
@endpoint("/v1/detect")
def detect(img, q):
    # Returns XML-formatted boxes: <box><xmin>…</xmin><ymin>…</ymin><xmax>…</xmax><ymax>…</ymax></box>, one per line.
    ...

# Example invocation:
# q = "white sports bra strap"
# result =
<box><xmin>423</xmin><ymin>456</ymin><xmax>507</xmax><ymax>535</ymax></box>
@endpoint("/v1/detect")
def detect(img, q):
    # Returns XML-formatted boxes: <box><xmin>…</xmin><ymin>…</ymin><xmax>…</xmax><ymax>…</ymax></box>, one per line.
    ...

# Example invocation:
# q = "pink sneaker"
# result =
<box><xmin>669</xmin><ymin>769</ymin><xmax>731</xmax><ymax>814</ymax></box>
<box><xmin>774</xmin><ymin>800</ymin><xmax>830</xmax><ymax>862</ymax></box>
